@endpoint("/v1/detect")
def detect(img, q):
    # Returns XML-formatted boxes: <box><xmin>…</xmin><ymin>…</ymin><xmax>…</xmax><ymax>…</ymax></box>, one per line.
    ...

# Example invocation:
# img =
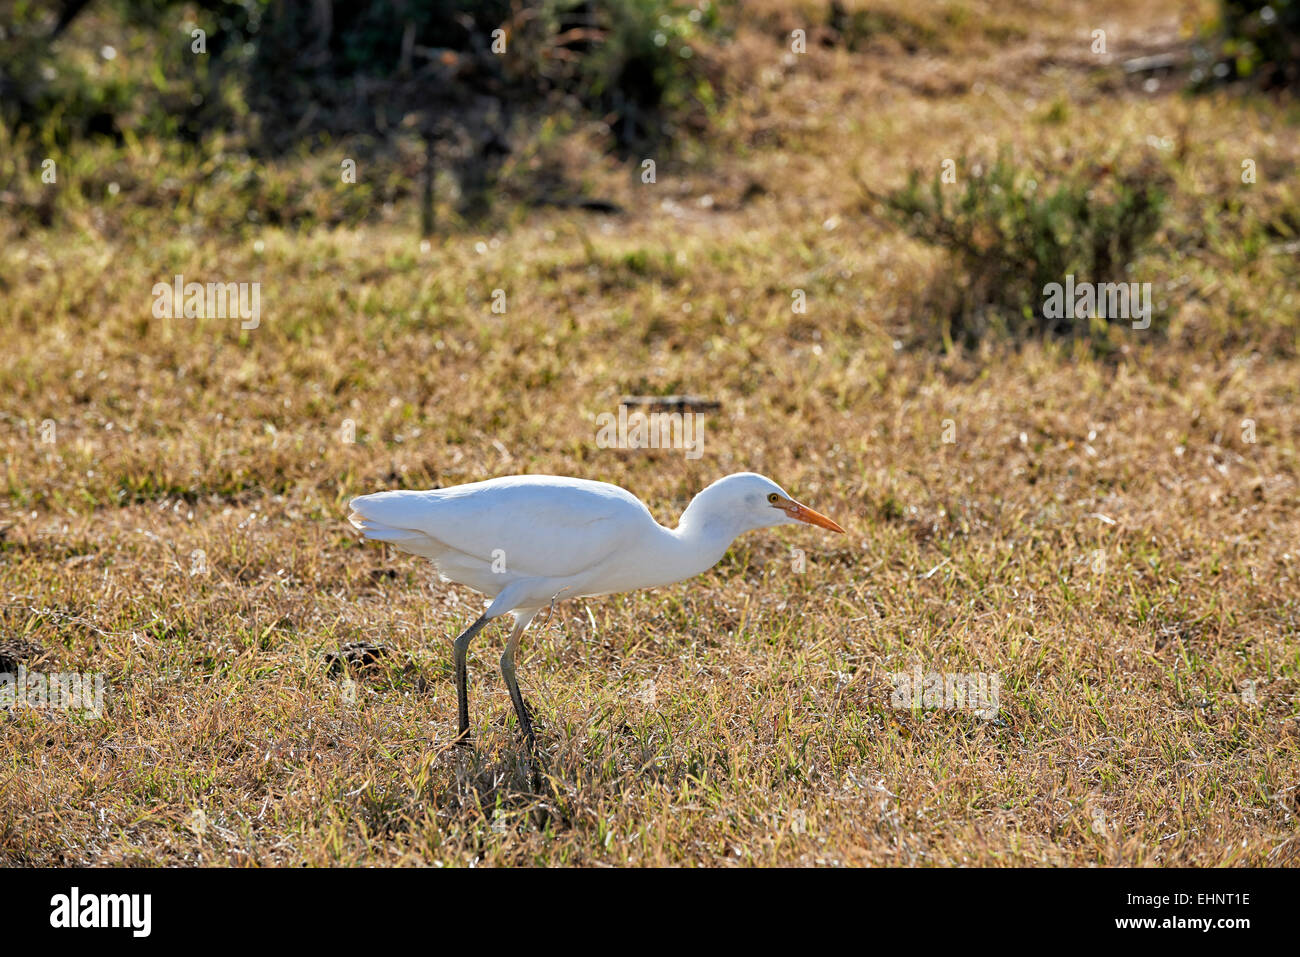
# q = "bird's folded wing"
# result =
<box><xmin>348</xmin><ymin>483</ymin><xmax>649</xmax><ymax>578</ymax></box>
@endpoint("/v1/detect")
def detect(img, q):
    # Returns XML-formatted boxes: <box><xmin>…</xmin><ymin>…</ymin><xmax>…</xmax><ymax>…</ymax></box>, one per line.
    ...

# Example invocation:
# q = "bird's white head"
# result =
<box><xmin>681</xmin><ymin>472</ymin><xmax>845</xmax><ymax>538</ymax></box>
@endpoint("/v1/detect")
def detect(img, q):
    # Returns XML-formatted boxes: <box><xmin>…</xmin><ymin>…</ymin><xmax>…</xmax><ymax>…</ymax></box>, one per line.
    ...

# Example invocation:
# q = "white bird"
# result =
<box><xmin>348</xmin><ymin>472</ymin><xmax>844</xmax><ymax>748</ymax></box>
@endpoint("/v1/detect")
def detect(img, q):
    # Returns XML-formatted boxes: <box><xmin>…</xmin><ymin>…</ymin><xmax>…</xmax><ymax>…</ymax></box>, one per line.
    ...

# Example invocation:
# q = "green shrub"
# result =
<box><xmin>871</xmin><ymin>151</ymin><xmax>1169</xmax><ymax>343</ymax></box>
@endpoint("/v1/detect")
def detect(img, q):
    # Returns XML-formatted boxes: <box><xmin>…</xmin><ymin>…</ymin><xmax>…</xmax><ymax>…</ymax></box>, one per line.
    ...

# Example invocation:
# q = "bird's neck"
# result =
<box><xmin>662</xmin><ymin>497</ymin><xmax>747</xmax><ymax>580</ymax></box>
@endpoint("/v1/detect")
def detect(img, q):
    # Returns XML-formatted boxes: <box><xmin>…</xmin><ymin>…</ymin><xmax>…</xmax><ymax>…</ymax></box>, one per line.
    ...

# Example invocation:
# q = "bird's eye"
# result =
<box><xmin>767</xmin><ymin>493</ymin><xmax>780</xmax><ymax>504</ymax></box>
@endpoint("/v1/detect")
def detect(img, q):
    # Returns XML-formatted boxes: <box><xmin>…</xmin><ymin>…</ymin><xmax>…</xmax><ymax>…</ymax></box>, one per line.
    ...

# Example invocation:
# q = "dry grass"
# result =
<box><xmin>1</xmin><ymin>0</ymin><xmax>1298</xmax><ymax>866</ymax></box>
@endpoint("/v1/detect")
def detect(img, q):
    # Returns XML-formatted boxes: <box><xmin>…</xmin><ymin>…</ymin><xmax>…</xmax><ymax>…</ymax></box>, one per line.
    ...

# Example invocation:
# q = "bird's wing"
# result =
<box><xmin>348</xmin><ymin>476</ymin><xmax>656</xmax><ymax>578</ymax></box>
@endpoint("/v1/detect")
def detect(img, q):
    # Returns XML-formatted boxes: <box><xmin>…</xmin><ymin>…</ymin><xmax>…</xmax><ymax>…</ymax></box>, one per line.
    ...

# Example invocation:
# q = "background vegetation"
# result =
<box><xmin>1</xmin><ymin>0</ymin><xmax>1298</xmax><ymax>865</ymax></box>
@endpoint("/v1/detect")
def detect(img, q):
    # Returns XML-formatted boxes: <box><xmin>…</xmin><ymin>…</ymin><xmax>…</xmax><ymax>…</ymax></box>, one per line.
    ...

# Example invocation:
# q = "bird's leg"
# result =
<box><xmin>452</xmin><ymin>613</ymin><xmax>490</xmax><ymax>747</ymax></box>
<box><xmin>500</xmin><ymin>614</ymin><xmax>537</xmax><ymax>750</ymax></box>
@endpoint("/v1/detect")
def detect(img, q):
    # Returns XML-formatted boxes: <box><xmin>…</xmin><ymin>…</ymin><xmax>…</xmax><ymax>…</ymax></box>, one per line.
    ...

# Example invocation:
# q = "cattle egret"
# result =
<box><xmin>348</xmin><ymin>472</ymin><xmax>844</xmax><ymax>748</ymax></box>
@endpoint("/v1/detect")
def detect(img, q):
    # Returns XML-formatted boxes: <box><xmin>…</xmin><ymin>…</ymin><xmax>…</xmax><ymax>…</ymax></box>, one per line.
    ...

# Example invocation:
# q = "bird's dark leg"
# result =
<box><xmin>452</xmin><ymin>613</ymin><xmax>490</xmax><ymax>747</ymax></box>
<box><xmin>500</xmin><ymin>614</ymin><xmax>537</xmax><ymax>750</ymax></box>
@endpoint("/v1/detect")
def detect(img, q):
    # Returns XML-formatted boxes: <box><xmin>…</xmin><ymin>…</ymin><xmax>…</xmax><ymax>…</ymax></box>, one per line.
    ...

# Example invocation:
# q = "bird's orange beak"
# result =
<box><xmin>782</xmin><ymin>499</ymin><xmax>846</xmax><ymax>534</ymax></box>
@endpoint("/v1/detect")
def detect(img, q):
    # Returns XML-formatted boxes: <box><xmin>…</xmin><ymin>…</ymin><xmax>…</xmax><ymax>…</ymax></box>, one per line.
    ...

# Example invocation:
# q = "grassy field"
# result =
<box><xmin>2</xmin><ymin>0</ymin><xmax>1299</xmax><ymax>866</ymax></box>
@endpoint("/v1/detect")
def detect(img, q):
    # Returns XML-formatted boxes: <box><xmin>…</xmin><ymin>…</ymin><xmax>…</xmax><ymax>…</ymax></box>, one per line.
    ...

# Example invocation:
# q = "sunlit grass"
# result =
<box><xmin>1</xmin><ymin>0</ymin><xmax>1297</xmax><ymax>866</ymax></box>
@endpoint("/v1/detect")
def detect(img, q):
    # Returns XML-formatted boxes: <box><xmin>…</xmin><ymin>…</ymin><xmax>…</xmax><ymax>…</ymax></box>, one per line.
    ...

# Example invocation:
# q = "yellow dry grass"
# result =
<box><xmin>1</xmin><ymin>0</ymin><xmax>1297</xmax><ymax>865</ymax></box>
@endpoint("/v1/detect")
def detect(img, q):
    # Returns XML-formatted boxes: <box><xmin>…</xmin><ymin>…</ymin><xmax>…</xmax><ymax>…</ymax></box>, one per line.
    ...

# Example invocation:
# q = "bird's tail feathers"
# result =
<box><xmin>348</xmin><ymin>515</ymin><xmax>427</xmax><ymax>544</ymax></box>
<box><xmin>348</xmin><ymin>492</ymin><xmax>433</xmax><ymax>546</ymax></box>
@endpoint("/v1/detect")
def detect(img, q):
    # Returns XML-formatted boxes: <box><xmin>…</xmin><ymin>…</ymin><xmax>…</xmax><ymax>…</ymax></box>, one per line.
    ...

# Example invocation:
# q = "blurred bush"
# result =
<box><xmin>1201</xmin><ymin>0</ymin><xmax>1300</xmax><ymax>88</ymax></box>
<box><xmin>0</xmin><ymin>0</ymin><xmax>721</xmax><ymax>231</ymax></box>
